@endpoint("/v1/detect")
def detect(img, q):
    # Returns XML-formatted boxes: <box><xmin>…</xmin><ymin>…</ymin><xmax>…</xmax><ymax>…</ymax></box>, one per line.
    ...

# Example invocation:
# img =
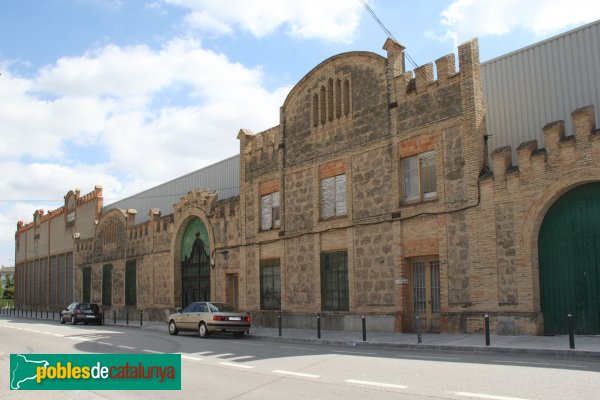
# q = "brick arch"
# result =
<box><xmin>171</xmin><ymin>209</ymin><xmax>216</xmax><ymax>308</ymax></box>
<box><xmin>520</xmin><ymin>168</ymin><xmax>600</xmax><ymax>313</ymax></box>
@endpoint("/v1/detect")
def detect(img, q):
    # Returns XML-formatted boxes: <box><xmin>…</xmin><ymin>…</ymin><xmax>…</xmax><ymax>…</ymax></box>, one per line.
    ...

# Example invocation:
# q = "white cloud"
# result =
<box><xmin>0</xmin><ymin>37</ymin><xmax>290</xmax><ymax>266</ymax></box>
<box><xmin>164</xmin><ymin>0</ymin><xmax>364</xmax><ymax>42</ymax></box>
<box><xmin>439</xmin><ymin>0</ymin><xmax>600</xmax><ymax>43</ymax></box>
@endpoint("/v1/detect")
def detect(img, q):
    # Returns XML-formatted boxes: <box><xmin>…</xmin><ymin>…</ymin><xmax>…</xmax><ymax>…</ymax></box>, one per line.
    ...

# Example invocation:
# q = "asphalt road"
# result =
<box><xmin>0</xmin><ymin>318</ymin><xmax>598</xmax><ymax>399</ymax></box>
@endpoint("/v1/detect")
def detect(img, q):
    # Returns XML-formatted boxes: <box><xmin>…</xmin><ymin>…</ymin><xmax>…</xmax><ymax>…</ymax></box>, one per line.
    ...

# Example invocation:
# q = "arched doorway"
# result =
<box><xmin>538</xmin><ymin>182</ymin><xmax>600</xmax><ymax>334</ymax></box>
<box><xmin>180</xmin><ymin>218</ymin><xmax>211</xmax><ymax>307</ymax></box>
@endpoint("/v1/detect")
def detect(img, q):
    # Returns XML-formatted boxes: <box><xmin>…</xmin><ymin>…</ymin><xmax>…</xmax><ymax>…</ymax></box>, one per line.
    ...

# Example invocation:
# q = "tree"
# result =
<box><xmin>3</xmin><ymin>276</ymin><xmax>14</xmax><ymax>300</ymax></box>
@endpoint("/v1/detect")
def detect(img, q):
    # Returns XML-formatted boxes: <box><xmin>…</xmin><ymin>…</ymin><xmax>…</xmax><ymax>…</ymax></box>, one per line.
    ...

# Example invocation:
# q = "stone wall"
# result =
<box><xmin>351</xmin><ymin>145</ymin><xmax>393</xmax><ymax>220</ymax></box>
<box><xmin>353</xmin><ymin>223</ymin><xmax>395</xmax><ymax>309</ymax></box>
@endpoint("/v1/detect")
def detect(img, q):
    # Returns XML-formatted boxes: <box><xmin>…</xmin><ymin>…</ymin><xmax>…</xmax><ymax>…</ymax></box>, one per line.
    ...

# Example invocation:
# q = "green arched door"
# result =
<box><xmin>538</xmin><ymin>182</ymin><xmax>600</xmax><ymax>334</ymax></box>
<box><xmin>181</xmin><ymin>218</ymin><xmax>211</xmax><ymax>307</ymax></box>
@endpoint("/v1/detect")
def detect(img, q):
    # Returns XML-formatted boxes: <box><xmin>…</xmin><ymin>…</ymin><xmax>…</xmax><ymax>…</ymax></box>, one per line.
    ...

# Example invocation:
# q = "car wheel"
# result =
<box><xmin>198</xmin><ymin>322</ymin><xmax>209</xmax><ymax>338</ymax></box>
<box><xmin>60</xmin><ymin>316</ymin><xmax>65</xmax><ymax>324</ymax></box>
<box><xmin>233</xmin><ymin>331</ymin><xmax>244</xmax><ymax>338</ymax></box>
<box><xmin>168</xmin><ymin>320</ymin><xmax>179</xmax><ymax>336</ymax></box>
<box><xmin>71</xmin><ymin>316</ymin><xmax>77</xmax><ymax>325</ymax></box>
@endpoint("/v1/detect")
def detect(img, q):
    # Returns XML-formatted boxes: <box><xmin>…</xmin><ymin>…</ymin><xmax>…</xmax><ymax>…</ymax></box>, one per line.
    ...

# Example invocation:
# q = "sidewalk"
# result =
<box><xmin>5</xmin><ymin>313</ymin><xmax>599</xmax><ymax>358</ymax></box>
<box><xmin>87</xmin><ymin>317</ymin><xmax>600</xmax><ymax>358</ymax></box>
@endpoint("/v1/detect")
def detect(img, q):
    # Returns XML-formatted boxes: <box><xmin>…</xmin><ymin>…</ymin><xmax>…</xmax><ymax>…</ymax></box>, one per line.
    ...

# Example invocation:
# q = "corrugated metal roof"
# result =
<box><xmin>482</xmin><ymin>19</ymin><xmax>600</xmax><ymax>163</ymax></box>
<box><xmin>104</xmin><ymin>154</ymin><xmax>240</xmax><ymax>223</ymax></box>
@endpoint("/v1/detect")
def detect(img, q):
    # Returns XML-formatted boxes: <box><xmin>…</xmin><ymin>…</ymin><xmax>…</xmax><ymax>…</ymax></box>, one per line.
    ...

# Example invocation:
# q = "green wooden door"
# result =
<box><xmin>538</xmin><ymin>183</ymin><xmax>600</xmax><ymax>334</ymax></box>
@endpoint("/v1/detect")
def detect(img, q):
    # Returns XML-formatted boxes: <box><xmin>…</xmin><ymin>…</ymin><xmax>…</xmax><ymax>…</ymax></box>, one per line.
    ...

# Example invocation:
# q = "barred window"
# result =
<box><xmin>261</xmin><ymin>192</ymin><xmax>280</xmax><ymax>231</ymax></box>
<box><xmin>82</xmin><ymin>267</ymin><xmax>91</xmax><ymax>303</ymax></box>
<box><xmin>260</xmin><ymin>259</ymin><xmax>281</xmax><ymax>310</ymax></box>
<box><xmin>320</xmin><ymin>174</ymin><xmax>347</xmax><ymax>219</ymax></box>
<box><xmin>102</xmin><ymin>264</ymin><xmax>112</xmax><ymax>306</ymax></box>
<box><xmin>320</xmin><ymin>251</ymin><xmax>349</xmax><ymax>311</ymax></box>
<box><xmin>125</xmin><ymin>259</ymin><xmax>137</xmax><ymax>307</ymax></box>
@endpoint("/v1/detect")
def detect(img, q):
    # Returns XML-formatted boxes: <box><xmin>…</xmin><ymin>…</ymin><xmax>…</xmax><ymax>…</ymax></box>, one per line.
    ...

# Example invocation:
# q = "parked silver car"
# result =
<box><xmin>167</xmin><ymin>302</ymin><xmax>251</xmax><ymax>338</ymax></box>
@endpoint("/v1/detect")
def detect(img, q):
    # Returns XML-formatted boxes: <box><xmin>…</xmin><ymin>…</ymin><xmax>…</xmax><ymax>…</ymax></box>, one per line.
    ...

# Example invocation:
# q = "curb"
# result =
<box><xmin>247</xmin><ymin>334</ymin><xmax>600</xmax><ymax>359</ymax></box>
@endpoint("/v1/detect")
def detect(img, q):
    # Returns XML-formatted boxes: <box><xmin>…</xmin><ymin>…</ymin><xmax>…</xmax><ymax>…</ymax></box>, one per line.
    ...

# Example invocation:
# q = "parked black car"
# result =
<box><xmin>60</xmin><ymin>302</ymin><xmax>103</xmax><ymax>325</ymax></box>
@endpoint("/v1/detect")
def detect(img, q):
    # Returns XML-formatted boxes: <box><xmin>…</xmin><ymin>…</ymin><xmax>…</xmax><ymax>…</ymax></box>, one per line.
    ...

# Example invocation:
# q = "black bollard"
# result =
<box><xmin>567</xmin><ymin>313</ymin><xmax>575</xmax><ymax>349</ymax></box>
<box><xmin>317</xmin><ymin>313</ymin><xmax>321</xmax><ymax>339</ymax></box>
<box><xmin>113</xmin><ymin>310</ymin><xmax>116</xmax><ymax>325</ymax></box>
<box><xmin>126</xmin><ymin>309</ymin><xmax>129</xmax><ymax>325</ymax></box>
<box><xmin>278</xmin><ymin>313</ymin><xmax>282</xmax><ymax>337</ymax></box>
<box><xmin>140</xmin><ymin>310</ymin><xmax>143</xmax><ymax>327</ymax></box>
<box><xmin>46</xmin><ymin>310</ymin><xmax>48</xmax><ymax>319</ymax></box>
<box><xmin>52</xmin><ymin>311</ymin><xmax>55</xmax><ymax>320</ymax></box>
<box><xmin>415</xmin><ymin>315</ymin><xmax>422</xmax><ymax>344</ymax></box>
<box><xmin>362</xmin><ymin>315</ymin><xmax>367</xmax><ymax>342</ymax></box>
<box><xmin>484</xmin><ymin>314</ymin><xmax>491</xmax><ymax>346</ymax></box>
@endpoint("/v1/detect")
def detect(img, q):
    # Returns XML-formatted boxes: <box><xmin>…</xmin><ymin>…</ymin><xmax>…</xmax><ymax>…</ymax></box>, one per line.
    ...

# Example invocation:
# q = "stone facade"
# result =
<box><xmin>14</xmin><ymin>37</ymin><xmax>600</xmax><ymax>335</ymax></box>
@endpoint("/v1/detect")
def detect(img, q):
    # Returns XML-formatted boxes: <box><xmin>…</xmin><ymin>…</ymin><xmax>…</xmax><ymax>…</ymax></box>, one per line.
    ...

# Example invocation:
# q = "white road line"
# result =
<box><xmin>53</xmin><ymin>334</ymin><xmax>64</xmax><ymax>337</ymax></box>
<box><xmin>42</xmin><ymin>332</ymin><xmax>54</xmax><ymax>335</ymax></box>
<box><xmin>142</xmin><ymin>349</ymin><xmax>163</xmax><ymax>354</ymax></box>
<box><xmin>97</xmin><ymin>342</ymin><xmax>113</xmax><ymax>346</ymax></box>
<box><xmin>398</xmin><ymin>354</ymin><xmax>462</xmax><ymax>361</ymax></box>
<box><xmin>117</xmin><ymin>345</ymin><xmax>135</xmax><ymax>350</ymax></box>
<box><xmin>454</xmin><ymin>392</ymin><xmax>530</xmax><ymax>400</ymax></box>
<box><xmin>219</xmin><ymin>362</ymin><xmax>254</xmax><ymax>369</ymax></box>
<box><xmin>215</xmin><ymin>353</ymin><xmax>235</xmax><ymax>357</ymax></box>
<box><xmin>334</xmin><ymin>350</ymin><xmax>378</xmax><ymax>355</ymax></box>
<box><xmin>181</xmin><ymin>355</ymin><xmax>203</xmax><ymax>361</ymax></box>
<box><xmin>227</xmin><ymin>355</ymin><xmax>255</xmax><ymax>361</ymax></box>
<box><xmin>345</xmin><ymin>379</ymin><xmax>407</xmax><ymax>390</ymax></box>
<box><xmin>195</xmin><ymin>351</ymin><xmax>214</xmax><ymax>355</ymax></box>
<box><xmin>272</xmin><ymin>370</ymin><xmax>320</xmax><ymax>378</ymax></box>
<box><xmin>493</xmin><ymin>360</ymin><xmax>585</xmax><ymax>368</ymax></box>
<box><xmin>279</xmin><ymin>346</ymin><xmax>315</xmax><ymax>351</ymax></box>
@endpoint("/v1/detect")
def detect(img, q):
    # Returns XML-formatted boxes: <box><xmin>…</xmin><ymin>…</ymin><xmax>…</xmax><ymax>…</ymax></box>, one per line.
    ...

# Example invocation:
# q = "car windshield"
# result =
<box><xmin>209</xmin><ymin>303</ymin><xmax>236</xmax><ymax>313</ymax></box>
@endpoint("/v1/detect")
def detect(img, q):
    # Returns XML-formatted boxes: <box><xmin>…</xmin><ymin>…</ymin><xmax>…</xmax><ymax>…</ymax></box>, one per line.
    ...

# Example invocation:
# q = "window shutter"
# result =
<box><xmin>421</xmin><ymin>152</ymin><xmax>437</xmax><ymax>197</ymax></box>
<box><xmin>403</xmin><ymin>156</ymin><xmax>419</xmax><ymax>200</ymax></box>
<box><xmin>321</xmin><ymin>177</ymin><xmax>335</xmax><ymax>219</ymax></box>
<box><xmin>261</xmin><ymin>194</ymin><xmax>272</xmax><ymax>230</ymax></box>
<box><xmin>272</xmin><ymin>192</ymin><xmax>280</xmax><ymax>228</ymax></box>
<box><xmin>335</xmin><ymin>174</ymin><xmax>347</xmax><ymax>216</ymax></box>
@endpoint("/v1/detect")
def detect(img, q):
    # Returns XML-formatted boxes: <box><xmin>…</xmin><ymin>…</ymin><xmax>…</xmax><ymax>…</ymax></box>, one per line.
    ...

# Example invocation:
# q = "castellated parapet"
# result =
<box><xmin>238</xmin><ymin>126</ymin><xmax>280</xmax><ymax>180</ymax></box>
<box><xmin>471</xmin><ymin>105</ymin><xmax>600</xmax><ymax>335</ymax></box>
<box><xmin>490</xmin><ymin>105</ymin><xmax>599</xmax><ymax>178</ymax></box>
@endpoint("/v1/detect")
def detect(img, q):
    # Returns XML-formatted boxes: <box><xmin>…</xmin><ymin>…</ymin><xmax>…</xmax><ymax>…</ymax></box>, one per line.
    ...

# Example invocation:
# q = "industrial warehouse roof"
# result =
<box><xmin>105</xmin><ymin>19</ymin><xmax>600</xmax><ymax>222</ymax></box>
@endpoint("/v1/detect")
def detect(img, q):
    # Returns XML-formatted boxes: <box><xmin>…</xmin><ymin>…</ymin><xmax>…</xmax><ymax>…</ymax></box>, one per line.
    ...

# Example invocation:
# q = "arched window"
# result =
<box><xmin>313</xmin><ymin>93</ymin><xmax>319</xmax><ymax>128</ymax></box>
<box><xmin>343</xmin><ymin>79</ymin><xmax>350</xmax><ymax>116</ymax></box>
<box><xmin>328</xmin><ymin>78</ymin><xmax>334</xmax><ymax>122</ymax></box>
<box><xmin>335</xmin><ymin>79</ymin><xmax>342</xmax><ymax>119</ymax></box>
<box><xmin>320</xmin><ymin>86</ymin><xmax>326</xmax><ymax>124</ymax></box>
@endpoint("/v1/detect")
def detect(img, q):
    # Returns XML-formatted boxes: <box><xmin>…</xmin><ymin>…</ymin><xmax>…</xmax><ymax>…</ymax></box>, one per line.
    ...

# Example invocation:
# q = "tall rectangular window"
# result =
<box><xmin>320</xmin><ymin>174</ymin><xmax>347</xmax><ymax>219</ymax></box>
<box><xmin>125</xmin><ymin>259</ymin><xmax>137</xmax><ymax>306</ymax></box>
<box><xmin>260</xmin><ymin>259</ymin><xmax>281</xmax><ymax>310</ymax></box>
<box><xmin>261</xmin><ymin>191</ymin><xmax>280</xmax><ymax>231</ymax></box>
<box><xmin>102</xmin><ymin>264</ymin><xmax>112</xmax><ymax>306</ymax></box>
<box><xmin>82</xmin><ymin>267</ymin><xmax>91</xmax><ymax>303</ymax></box>
<box><xmin>402</xmin><ymin>151</ymin><xmax>437</xmax><ymax>203</ymax></box>
<box><xmin>320</xmin><ymin>251</ymin><xmax>349</xmax><ymax>311</ymax></box>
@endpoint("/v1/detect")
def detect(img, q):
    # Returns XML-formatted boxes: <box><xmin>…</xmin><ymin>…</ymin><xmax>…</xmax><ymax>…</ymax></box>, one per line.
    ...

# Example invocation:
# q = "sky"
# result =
<box><xmin>2</xmin><ymin>0</ymin><xmax>600</xmax><ymax>267</ymax></box>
